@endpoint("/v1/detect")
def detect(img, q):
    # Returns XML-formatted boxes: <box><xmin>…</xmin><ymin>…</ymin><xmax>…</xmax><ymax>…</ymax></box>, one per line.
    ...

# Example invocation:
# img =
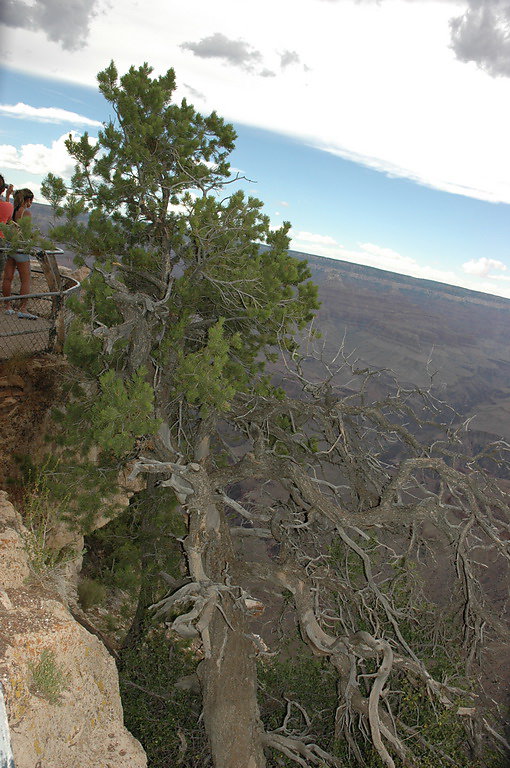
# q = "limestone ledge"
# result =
<box><xmin>0</xmin><ymin>490</ymin><xmax>146</xmax><ymax>768</ymax></box>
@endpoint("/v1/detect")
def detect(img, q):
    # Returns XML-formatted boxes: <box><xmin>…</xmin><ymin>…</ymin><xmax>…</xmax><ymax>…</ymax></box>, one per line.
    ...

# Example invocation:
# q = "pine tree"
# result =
<box><xmin>43</xmin><ymin>60</ymin><xmax>318</xmax><ymax>768</ymax></box>
<box><xmin>42</xmin><ymin>62</ymin><xmax>510</xmax><ymax>768</ymax></box>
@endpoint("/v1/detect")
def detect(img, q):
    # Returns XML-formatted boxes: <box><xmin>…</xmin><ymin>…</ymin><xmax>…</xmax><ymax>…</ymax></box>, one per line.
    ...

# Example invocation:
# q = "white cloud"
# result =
<box><xmin>0</xmin><ymin>102</ymin><xmax>101</xmax><ymax>127</ymax></box>
<box><xmin>354</xmin><ymin>243</ymin><xmax>456</xmax><ymax>283</ymax></box>
<box><xmin>2</xmin><ymin>0</ymin><xmax>101</xmax><ymax>51</ymax></box>
<box><xmin>358</xmin><ymin>242</ymin><xmax>414</xmax><ymax>265</ymax></box>
<box><xmin>0</xmin><ymin>132</ymin><xmax>84</xmax><ymax>193</ymax></box>
<box><xmin>450</xmin><ymin>0</ymin><xmax>510</xmax><ymax>78</ymax></box>
<box><xmin>290</xmin><ymin>228</ymin><xmax>510</xmax><ymax>298</ymax></box>
<box><xmin>181</xmin><ymin>32</ymin><xmax>262</xmax><ymax>69</ymax></box>
<box><xmin>279</xmin><ymin>50</ymin><xmax>303</xmax><ymax>70</ymax></box>
<box><xmin>2</xmin><ymin>0</ymin><xmax>510</xmax><ymax>303</ymax></box>
<box><xmin>5</xmin><ymin>1</ymin><xmax>510</xmax><ymax>203</ymax></box>
<box><xmin>462</xmin><ymin>256</ymin><xmax>507</xmax><ymax>276</ymax></box>
<box><xmin>293</xmin><ymin>230</ymin><xmax>339</xmax><ymax>246</ymax></box>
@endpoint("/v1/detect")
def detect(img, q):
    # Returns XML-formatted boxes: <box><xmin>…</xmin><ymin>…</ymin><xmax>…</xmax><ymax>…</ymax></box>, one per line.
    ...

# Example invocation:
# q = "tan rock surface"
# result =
<box><xmin>0</xmin><ymin>492</ymin><xmax>29</xmax><ymax>589</ymax></box>
<box><xmin>0</xmin><ymin>491</ymin><xmax>147</xmax><ymax>768</ymax></box>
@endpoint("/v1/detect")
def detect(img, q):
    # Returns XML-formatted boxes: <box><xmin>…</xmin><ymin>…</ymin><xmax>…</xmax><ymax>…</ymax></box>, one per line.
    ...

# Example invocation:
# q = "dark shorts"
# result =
<box><xmin>8</xmin><ymin>253</ymin><xmax>30</xmax><ymax>264</ymax></box>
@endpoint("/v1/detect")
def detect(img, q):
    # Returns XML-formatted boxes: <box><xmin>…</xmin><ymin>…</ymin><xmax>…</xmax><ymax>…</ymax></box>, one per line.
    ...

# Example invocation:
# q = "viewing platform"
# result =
<box><xmin>0</xmin><ymin>250</ymin><xmax>80</xmax><ymax>360</ymax></box>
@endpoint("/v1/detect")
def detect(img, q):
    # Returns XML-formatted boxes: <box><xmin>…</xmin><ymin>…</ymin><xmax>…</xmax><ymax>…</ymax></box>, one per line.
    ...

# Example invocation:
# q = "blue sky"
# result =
<box><xmin>2</xmin><ymin>0</ymin><xmax>510</xmax><ymax>297</ymax></box>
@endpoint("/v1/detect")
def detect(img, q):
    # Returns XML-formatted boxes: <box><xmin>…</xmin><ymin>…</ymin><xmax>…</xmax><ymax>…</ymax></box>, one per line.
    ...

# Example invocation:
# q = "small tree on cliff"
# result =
<box><xmin>44</xmin><ymin>63</ymin><xmax>510</xmax><ymax>768</ymax></box>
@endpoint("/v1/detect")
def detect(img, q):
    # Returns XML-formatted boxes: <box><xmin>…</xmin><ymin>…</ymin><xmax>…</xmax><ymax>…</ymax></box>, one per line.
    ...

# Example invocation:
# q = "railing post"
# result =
<box><xmin>36</xmin><ymin>251</ymin><xmax>65</xmax><ymax>353</ymax></box>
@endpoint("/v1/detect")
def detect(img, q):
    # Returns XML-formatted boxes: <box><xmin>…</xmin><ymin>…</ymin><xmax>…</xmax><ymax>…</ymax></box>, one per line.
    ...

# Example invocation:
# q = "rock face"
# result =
<box><xmin>0</xmin><ymin>491</ymin><xmax>147</xmax><ymax>768</ymax></box>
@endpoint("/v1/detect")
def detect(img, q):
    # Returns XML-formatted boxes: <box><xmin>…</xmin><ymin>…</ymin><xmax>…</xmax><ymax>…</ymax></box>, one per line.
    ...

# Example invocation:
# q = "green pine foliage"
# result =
<box><xmin>0</xmin><ymin>215</ymin><xmax>54</xmax><ymax>255</ymax></box>
<box><xmin>35</xmin><ymin>364</ymin><xmax>159</xmax><ymax>534</ymax></box>
<box><xmin>37</xmin><ymin>59</ymin><xmax>320</xmax><ymax>569</ymax></box>
<box><xmin>40</xmin><ymin>173</ymin><xmax>67</xmax><ymax>217</ymax></box>
<box><xmin>83</xmin><ymin>485</ymin><xmax>184</xmax><ymax>598</ymax></box>
<box><xmin>63</xmin><ymin>320</ymin><xmax>105</xmax><ymax>376</ymax></box>
<box><xmin>53</xmin><ymin>369</ymin><xmax>157</xmax><ymax>459</ymax></box>
<box><xmin>19</xmin><ymin>451</ymin><xmax>120</xmax><ymax>536</ymax></box>
<box><xmin>174</xmin><ymin>318</ymin><xmax>242</xmax><ymax>412</ymax></box>
<box><xmin>88</xmin><ymin>368</ymin><xmax>160</xmax><ymax>457</ymax></box>
<box><xmin>67</xmin><ymin>269</ymin><xmax>123</xmax><ymax>327</ymax></box>
<box><xmin>41</xmin><ymin>60</ymin><xmax>319</xmax><ymax>429</ymax></box>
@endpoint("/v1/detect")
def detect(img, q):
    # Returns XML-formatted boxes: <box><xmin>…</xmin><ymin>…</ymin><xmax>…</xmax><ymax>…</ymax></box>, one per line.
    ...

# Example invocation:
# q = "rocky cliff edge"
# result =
<box><xmin>0</xmin><ymin>490</ymin><xmax>146</xmax><ymax>768</ymax></box>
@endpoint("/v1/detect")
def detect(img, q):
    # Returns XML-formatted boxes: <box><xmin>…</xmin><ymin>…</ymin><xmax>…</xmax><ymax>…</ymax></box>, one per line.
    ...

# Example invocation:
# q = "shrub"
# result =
<box><xmin>29</xmin><ymin>649</ymin><xmax>68</xmax><ymax>705</ymax></box>
<box><xmin>77</xmin><ymin>578</ymin><xmax>106</xmax><ymax>610</ymax></box>
<box><xmin>20</xmin><ymin>463</ymin><xmax>72</xmax><ymax>573</ymax></box>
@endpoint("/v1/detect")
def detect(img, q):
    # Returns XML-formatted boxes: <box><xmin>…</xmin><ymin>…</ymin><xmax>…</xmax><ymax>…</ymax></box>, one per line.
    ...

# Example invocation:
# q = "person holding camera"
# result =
<box><xmin>2</xmin><ymin>186</ymin><xmax>38</xmax><ymax>320</ymax></box>
<box><xmin>0</xmin><ymin>175</ymin><xmax>13</xmax><ymax>231</ymax></box>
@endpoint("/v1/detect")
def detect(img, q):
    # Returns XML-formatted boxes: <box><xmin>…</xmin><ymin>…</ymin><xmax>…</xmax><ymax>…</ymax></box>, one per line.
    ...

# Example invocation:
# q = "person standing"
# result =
<box><xmin>12</xmin><ymin>188</ymin><xmax>33</xmax><ymax>224</ymax></box>
<box><xmin>2</xmin><ymin>187</ymin><xmax>38</xmax><ymax>320</ymax></box>
<box><xmin>0</xmin><ymin>175</ymin><xmax>14</xmax><ymax>312</ymax></box>
<box><xmin>0</xmin><ymin>175</ymin><xmax>13</xmax><ymax>231</ymax></box>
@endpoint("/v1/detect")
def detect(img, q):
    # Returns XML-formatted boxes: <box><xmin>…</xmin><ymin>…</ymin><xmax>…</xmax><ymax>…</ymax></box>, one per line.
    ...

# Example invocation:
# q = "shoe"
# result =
<box><xmin>17</xmin><ymin>311</ymin><xmax>38</xmax><ymax>320</ymax></box>
<box><xmin>4</xmin><ymin>309</ymin><xmax>15</xmax><ymax>315</ymax></box>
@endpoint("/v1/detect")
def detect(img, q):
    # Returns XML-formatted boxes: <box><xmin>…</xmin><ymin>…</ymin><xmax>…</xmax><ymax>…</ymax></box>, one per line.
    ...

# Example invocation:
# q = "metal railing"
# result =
<box><xmin>0</xmin><ymin>249</ymin><xmax>81</xmax><ymax>360</ymax></box>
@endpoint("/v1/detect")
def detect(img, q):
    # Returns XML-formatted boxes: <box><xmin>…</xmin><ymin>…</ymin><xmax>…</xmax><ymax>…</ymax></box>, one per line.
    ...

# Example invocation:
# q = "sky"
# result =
<box><xmin>1</xmin><ymin>0</ymin><xmax>510</xmax><ymax>298</ymax></box>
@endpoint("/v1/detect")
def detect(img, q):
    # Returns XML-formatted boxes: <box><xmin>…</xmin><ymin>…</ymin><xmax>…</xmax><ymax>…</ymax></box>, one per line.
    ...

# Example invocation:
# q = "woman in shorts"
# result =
<box><xmin>2</xmin><ymin>188</ymin><xmax>38</xmax><ymax>320</ymax></box>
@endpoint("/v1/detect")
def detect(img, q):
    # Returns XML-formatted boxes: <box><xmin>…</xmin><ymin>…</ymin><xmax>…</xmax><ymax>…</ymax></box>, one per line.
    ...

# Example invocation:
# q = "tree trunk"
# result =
<box><xmin>199</xmin><ymin>605</ymin><xmax>265</xmax><ymax>768</ymax></box>
<box><xmin>186</xmin><ymin>465</ymin><xmax>266</xmax><ymax>768</ymax></box>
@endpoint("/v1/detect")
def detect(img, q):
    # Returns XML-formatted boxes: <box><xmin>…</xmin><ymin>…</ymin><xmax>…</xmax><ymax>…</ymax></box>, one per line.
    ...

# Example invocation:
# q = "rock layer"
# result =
<box><xmin>0</xmin><ymin>491</ymin><xmax>146</xmax><ymax>768</ymax></box>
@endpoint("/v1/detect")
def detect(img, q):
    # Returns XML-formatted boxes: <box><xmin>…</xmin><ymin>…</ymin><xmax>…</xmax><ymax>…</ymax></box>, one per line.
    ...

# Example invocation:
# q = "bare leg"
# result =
<box><xmin>2</xmin><ymin>258</ymin><xmax>16</xmax><ymax>309</ymax></box>
<box><xmin>17</xmin><ymin>261</ymin><xmax>31</xmax><ymax>312</ymax></box>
